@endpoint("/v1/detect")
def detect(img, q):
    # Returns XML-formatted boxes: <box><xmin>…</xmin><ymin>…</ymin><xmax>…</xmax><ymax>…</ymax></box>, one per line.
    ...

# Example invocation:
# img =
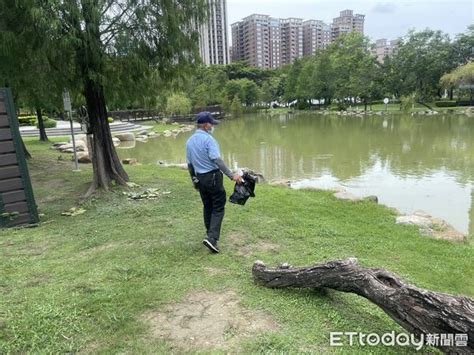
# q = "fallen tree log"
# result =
<box><xmin>252</xmin><ymin>258</ymin><xmax>474</xmax><ymax>353</ymax></box>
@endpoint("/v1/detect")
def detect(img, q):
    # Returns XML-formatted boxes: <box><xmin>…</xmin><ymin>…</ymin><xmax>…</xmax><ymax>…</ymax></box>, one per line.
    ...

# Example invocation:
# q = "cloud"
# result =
<box><xmin>372</xmin><ymin>2</ymin><xmax>397</xmax><ymax>13</ymax></box>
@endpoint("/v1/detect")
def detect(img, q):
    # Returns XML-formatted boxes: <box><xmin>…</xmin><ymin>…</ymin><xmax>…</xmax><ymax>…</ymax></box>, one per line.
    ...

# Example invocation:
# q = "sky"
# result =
<box><xmin>227</xmin><ymin>0</ymin><xmax>473</xmax><ymax>40</ymax></box>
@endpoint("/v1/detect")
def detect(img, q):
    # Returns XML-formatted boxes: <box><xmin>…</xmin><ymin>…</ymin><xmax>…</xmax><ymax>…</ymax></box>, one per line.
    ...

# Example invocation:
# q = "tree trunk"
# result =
<box><xmin>252</xmin><ymin>258</ymin><xmax>473</xmax><ymax>354</ymax></box>
<box><xmin>36</xmin><ymin>107</ymin><xmax>48</xmax><ymax>142</ymax></box>
<box><xmin>77</xmin><ymin>2</ymin><xmax>128</xmax><ymax>197</ymax></box>
<box><xmin>83</xmin><ymin>79</ymin><xmax>128</xmax><ymax>196</ymax></box>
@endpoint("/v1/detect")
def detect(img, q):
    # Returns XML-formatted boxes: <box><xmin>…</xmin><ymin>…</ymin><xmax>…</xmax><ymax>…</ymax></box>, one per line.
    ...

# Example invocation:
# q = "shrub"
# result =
<box><xmin>230</xmin><ymin>96</ymin><xmax>242</xmax><ymax>115</ymax></box>
<box><xmin>36</xmin><ymin>118</ymin><xmax>57</xmax><ymax>129</ymax></box>
<box><xmin>296</xmin><ymin>100</ymin><xmax>310</xmax><ymax>110</ymax></box>
<box><xmin>166</xmin><ymin>92</ymin><xmax>192</xmax><ymax>116</ymax></box>
<box><xmin>220</xmin><ymin>96</ymin><xmax>231</xmax><ymax>113</ymax></box>
<box><xmin>456</xmin><ymin>100</ymin><xmax>473</xmax><ymax>106</ymax></box>
<box><xmin>400</xmin><ymin>94</ymin><xmax>417</xmax><ymax>111</ymax></box>
<box><xmin>435</xmin><ymin>100</ymin><xmax>457</xmax><ymax>107</ymax></box>
<box><xmin>18</xmin><ymin>115</ymin><xmax>37</xmax><ymax>126</ymax></box>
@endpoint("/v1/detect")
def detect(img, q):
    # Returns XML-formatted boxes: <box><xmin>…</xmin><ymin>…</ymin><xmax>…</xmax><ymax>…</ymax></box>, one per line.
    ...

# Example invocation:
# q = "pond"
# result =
<box><xmin>118</xmin><ymin>112</ymin><xmax>474</xmax><ymax>236</ymax></box>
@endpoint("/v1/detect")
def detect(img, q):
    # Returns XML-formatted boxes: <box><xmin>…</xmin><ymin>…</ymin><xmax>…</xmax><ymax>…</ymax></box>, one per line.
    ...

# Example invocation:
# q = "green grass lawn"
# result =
<box><xmin>1</xmin><ymin>140</ymin><xmax>472</xmax><ymax>353</ymax></box>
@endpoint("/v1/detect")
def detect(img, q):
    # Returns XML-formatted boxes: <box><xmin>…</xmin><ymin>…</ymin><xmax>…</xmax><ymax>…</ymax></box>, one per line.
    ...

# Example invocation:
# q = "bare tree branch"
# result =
<box><xmin>252</xmin><ymin>258</ymin><xmax>474</xmax><ymax>354</ymax></box>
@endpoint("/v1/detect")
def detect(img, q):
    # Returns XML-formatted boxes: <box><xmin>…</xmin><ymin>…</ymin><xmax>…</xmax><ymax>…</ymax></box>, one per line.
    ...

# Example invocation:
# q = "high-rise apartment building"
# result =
<box><xmin>198</xmin><ymin>0</ymin><xmax>229</xmax><ymax>65</ymax></box>
<box><xmin>331</xmin><ymin>9</ymin><xmax>365</xmax><ymax>41</ymax></box>
<box><xmin>231</xmin><ymin>14</ymin><xmax>302</xmax><ymax>68</ymax></box>
<box><xmin>269</xmin><ymin>18</ymin><xmax>282</xmax><ymax>68</ymax></box>
<box><xmin>372</xmin><ymin>38</ymin><xmax>399</xmax><ymax>63</ymax></box>
<box><xmin>280</xmin><ymin>18</ymin><xmax>303</xmax><ymax>66</ymax></box>
<box><xmin>302</xmin><ymin>20</ymin><xmax>331</xmax><ymax>56</ymax></box>
<box><xmin>231</xmin><ymin>9</ymin><xmax>365</xmax><ymax>68</ymax></box>
<box><xmin>231</xmin><ymin>14</ymin><xmax>271</xmax><ymax>68</ymax></box>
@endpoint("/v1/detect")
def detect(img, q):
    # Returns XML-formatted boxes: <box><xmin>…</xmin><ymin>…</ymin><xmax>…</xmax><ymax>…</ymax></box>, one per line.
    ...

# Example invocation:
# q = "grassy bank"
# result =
<box><xmin>1</xmin><ymin>140</ymin><xmax>473</xmax><ymax>353</ymax></box>
<box><xmin>263</xmin><ymin>103</ymin><xmax>471</xmax><ymax>114</ymax></box>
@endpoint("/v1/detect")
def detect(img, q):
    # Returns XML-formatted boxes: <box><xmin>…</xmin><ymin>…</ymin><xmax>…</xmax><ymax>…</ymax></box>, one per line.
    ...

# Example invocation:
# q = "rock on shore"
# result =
<box><xmin>396</xmin><ymin>210</ymin><xmax>466</xmax><ymax>242</ymax></box>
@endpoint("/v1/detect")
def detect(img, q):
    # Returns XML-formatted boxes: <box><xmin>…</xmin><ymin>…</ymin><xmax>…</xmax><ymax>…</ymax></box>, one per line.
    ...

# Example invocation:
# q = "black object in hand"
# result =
<box><xmin>229</xmin><ymin>172</ymin><xmax>256</xmax><ymax>205</ymax></box>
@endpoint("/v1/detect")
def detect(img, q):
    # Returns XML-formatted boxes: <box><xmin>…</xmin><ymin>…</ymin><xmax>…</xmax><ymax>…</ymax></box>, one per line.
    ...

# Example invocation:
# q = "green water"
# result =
<box><xmin>119</xmin><ymin>113</ymin><xmax>474</xmax><ymax>236</ymax></box>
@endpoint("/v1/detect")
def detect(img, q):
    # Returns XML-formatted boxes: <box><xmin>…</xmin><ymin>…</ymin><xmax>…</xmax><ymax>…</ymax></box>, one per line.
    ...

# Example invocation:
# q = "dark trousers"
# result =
<box><xmin>197</xmin><ymin>170</ymin><xmax>226</xmax><ymax>243</ymax></box>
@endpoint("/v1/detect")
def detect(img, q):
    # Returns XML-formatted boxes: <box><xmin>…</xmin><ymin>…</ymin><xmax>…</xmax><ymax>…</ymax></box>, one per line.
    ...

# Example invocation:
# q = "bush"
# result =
<box><xmin>230</xmin><ymin>96</ymin><xmax>242</xmax><ymax>115</ymax></box>
<box><xmin>456</xmin><ymin>100</ymin><xmax>473</xmax><ymax>106</ymax></box>
<box><xmin>329</xmin><ymin>102</ymin><xmax>347</xmax><ymax>111</ymax></box>
<box><xmin>296</xmin><ymin>100</ymin><xmax>310</xmax><ymax>110</ymax></box>
<box><xmin>435</xmin><ymin>100</ymin><xmax>457</xmax><ymax>107</ymax></box>
<box><xmin>400</xmin><ymin>94</ymin><xmax>417</xmax><ymax>111</ymax></box>
<box><xmin>166</xmin><ymin>92</ymin><xmax>192</xmax><ymax>116</ymax></box>
<box><xmin>36</xmin><ymin>118</ymin><xmax>57</xmax><ymax>129</ymax></box>
<box><xmin>220</xmin><ymin>96</ymin><xmax>231</xmax><ymax>113</ymax></box>
<box><xmin>18</xmin><ymin>115</ymin><xmax>37</xmax><ymax>126</ymax></box>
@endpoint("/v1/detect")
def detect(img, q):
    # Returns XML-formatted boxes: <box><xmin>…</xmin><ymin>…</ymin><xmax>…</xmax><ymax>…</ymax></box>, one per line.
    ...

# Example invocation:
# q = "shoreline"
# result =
<box><xmin>270</xmin><ymin>178</ymin><xmax>467</xmax><ymax>242</ymax></box>
<box><xmin>2</xmin><ymin>139</ymin><xmax>472</xmax><ymax>353</ymax></box>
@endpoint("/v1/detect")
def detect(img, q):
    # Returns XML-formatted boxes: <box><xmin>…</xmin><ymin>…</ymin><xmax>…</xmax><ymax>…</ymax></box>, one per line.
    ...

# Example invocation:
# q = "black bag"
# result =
<box><xmin>229</xmin><ymin>172</ymin><xmax>256</xmax><ymax>205</ymax></box>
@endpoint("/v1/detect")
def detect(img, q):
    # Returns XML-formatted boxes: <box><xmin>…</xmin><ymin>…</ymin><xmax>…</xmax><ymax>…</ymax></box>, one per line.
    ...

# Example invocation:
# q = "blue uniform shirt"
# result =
<box><xmin>186</xmin><ymin>129</ymin><xmax>221</xmax><ymax>174</ymax></box>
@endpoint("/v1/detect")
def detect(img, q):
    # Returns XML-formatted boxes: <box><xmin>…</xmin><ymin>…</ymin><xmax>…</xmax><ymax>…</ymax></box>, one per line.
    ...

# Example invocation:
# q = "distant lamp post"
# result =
<box><xmin>383</xmin><ymin>97</ymin><xmax>389</xmax><ymax>111</ymax></box>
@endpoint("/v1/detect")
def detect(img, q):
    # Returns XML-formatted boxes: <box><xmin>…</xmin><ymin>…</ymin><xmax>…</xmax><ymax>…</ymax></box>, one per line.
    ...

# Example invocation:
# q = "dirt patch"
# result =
<box><xmin>226</xmin><ymin>233</ymin><xmax>280</xmax><ymax>257</ymax></box>
<box><xmin>227</xmin><ymin>232</ymin><xmax>248</xmax><ymax>246</ymax></box>
<box><xmin>237</xmin><ymin>241</ymin><xmax>281</xmax><ymax>258</ymax></box>
<box><xmin>203</xmin><ymin>267</ymin><xmax>228</xmax><ymax>276</ymax></box>
<box><xmin>142</xmin><ymin>289</ymin><xmax>278</xmax><ymax>351</ymax></box>
<box><xmin>1</xmin><ymin>241</ymin><xmax>49</xmax><ymax>257</ymax></box>
<box><xmin>0</xmin><ymin>241</ymin><xmax>16</xmax><ymax>248</ymax></box>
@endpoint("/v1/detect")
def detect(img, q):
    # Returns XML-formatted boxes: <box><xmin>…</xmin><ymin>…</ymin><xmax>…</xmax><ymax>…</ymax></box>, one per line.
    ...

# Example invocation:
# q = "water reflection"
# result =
<box><xmin>119</xmin><ymin>113</ymin><xmax>474</xmax><ymax>235</ymax></box>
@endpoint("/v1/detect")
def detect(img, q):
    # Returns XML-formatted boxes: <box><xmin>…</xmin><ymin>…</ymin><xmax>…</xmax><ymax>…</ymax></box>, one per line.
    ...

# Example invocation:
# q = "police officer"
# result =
<box><xmin>186</xmin><ymin>112</ymin><xmax>243</xmax><ymax>253</ymax></box>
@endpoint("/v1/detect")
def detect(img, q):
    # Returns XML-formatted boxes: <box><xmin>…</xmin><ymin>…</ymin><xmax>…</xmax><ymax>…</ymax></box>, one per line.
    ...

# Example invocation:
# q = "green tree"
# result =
<box><xmin>224</xmin><ymin>62</ymin><xmax>271</xmax><ymax>85</ymax></box>
<box><xmin>260</xmin><ymin>81</ymin><xmax>273</xmax><ymax>107</ymax></box>
<box><xmin>391</xmin><ymin>29</ymin><xmax>454</xmax><ymax>104</ymax></box>
<box><xmin>1</xmin><ymin>0</ymin><xmax>206</xmax><ymax>194</ymax></box>
<box><xmin>379</xmin><ymin>55</ymin><xmax>403</xmax><ymax>99</ymax></box>
<box><xmin>188</xmin><ymin>65</ymin><xmax>228</xmax><ymax>107</ymax></box>
<box><xmin>440</xmin><ymin>62</ymin><xmax>474</xmax><ymax>104</ymax></box>
<box><xmin>328</xmin><ymin>33</ymin><xmax>377</xmax><ymax>107</ymax></box>
<box><xmin>295</xmin><ymin>59</ymin><xmax>315</xmax><ymax>104</ymax></box>
<box><xmin>241</xmin><ymin>79</ymin><xmax>260</xmax><ymax>106</ymax></box>
<box><xmin>310</xmin><ymin>50</ymin><xmax>335</xmax><ymax>105</ymax></box>
<box><xmin>284</xmin><ymin>59</ymin><xmax>303</xmax><ymax>103</ymax></box>
<box><xmin>451</xmin><ymin>25</ymin><xmax>474</xmax><ymax>66</ymax></box>
<box><xmin>224</xmin><ymin>80</ymin><xmax>244</xmax><ymax>102</ymax></box>
<box><xmin>0</xmin><ymin>1</ymin><xmax>63</xmax><ymax>142</ymax></box>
